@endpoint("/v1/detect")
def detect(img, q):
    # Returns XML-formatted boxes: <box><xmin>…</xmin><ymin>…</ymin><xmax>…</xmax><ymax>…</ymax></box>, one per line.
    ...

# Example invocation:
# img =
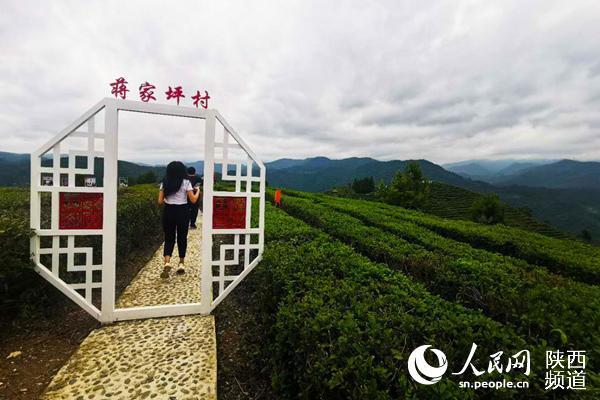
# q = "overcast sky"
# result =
<box><xmin>1</xmin><ymin>0</ymin><xmax>600</xmax><ymax>164</ymax></box>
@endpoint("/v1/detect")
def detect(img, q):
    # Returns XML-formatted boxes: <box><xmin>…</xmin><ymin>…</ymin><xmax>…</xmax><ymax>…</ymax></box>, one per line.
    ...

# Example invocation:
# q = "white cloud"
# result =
<box><xmin>1</xmin><ymin>0</ymin><xmax>599</xmax><ymax>164</ymax></box>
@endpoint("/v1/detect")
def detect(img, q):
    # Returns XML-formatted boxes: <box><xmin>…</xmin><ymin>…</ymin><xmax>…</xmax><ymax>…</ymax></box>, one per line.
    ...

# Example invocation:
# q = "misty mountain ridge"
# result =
<box><xmin>2</xmin><ymin>152</ymin><xmax>598</xmax><ymax>192</ymax></box>
<box><xmin>444</xmin><ymin>158</ymin><xmax>556</xmax><ymax>174</ymax></box>
<box><xmin>494</xmin><ymin>159</ymin><xmax>600</xmax><ymax>189</ymax></box>
<box><xmin>265</xmin><ymin>157</ymin><xmax>490</xmax><ymax>193</ymax></box>
<box><xmin>445</xmin><ymin>158</ymin><xmax>600</xmax><ymax>189</ymax></box>
<box><xmin>496</xmin><ymin>162</ymin><xmax>541</xmax><ymax>177</ymax></box>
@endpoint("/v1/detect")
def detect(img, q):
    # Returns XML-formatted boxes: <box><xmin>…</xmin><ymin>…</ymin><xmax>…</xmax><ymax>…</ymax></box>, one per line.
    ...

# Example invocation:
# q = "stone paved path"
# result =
<box><xmin>117</xmin><ymin>227</ymin><xmax>202</xmax><ymax>308</ymax></box>
<box><xmin>42</xmin><ymin>221</ymin><xmax>216</xmax><ymax>400</ymax></box>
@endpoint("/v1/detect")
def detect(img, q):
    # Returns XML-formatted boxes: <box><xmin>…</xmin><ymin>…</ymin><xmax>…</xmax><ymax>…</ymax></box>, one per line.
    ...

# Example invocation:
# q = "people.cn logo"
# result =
<box><xmin>408</xmin><ymin>345</ymin><xmax>449</xmax><ymax>385</ymax></box>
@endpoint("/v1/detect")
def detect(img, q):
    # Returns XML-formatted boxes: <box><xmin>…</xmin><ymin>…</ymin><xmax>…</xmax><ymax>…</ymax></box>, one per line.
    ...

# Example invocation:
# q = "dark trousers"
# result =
<box><xmin>163</xmin><ymin>204</ymin><xmax>190</xmax><ymax>258</ymax></box>
<box><xmin>189</xmin><ymin>201</ymin><xmax>200</xmax><ymax>227</ymax></box>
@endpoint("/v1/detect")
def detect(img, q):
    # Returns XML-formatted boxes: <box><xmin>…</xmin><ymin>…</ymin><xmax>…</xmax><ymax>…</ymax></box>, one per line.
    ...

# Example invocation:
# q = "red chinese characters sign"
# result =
<box><xmin>59</xmin><ymin>193</ymin><xmax>103</xmax><ymax>230</ymax></box>
<box><xmin>213</xmin><ymin>197</ymin><xmax>246</xmax><ymax>229</ymax></box>
<box><xmin>109</xmin><ymin>77</ymin><xmax>211</xmax><ymax>109</ymax></box>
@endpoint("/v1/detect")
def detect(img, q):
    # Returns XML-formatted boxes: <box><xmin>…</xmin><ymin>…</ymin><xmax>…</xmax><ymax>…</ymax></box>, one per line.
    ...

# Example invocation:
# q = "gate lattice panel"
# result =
<box><xmin>31</xmin><ymin>101</ymin><xmax>116</xmax><ymax>322</ymax></box>
<box><xmin>31</xmin><ymin>99</ymin><xmax>265</xmax><ymax>322</ymax></box>
<box><xmin>201</xmin><ymin>112</ymin><xmax>266</xmax><ymax>312</ymax></box>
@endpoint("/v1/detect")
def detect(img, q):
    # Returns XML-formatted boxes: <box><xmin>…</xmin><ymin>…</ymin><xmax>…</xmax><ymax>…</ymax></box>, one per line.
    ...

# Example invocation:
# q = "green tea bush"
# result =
<box><xmin>276</xmin><ymin>194</ymin><xmax>600</xmax><ymax>375</ymax></box>
<box><xmin>257</xmin><ymin>205</ymin><xmax>563</xmax><ymax>398</ymax></box>
<box><xmin>0</xmin><ymin>188</ymin><xmax>34</xmax><ymax>312</ymax></box>
<box><xmin>345</xmin><ymin>193</ymin><xmax>600</xmax><ymax>284</ymax></box>
<box><xmin>282</xmin><ymin>189</ymin><xmax>600</xmax><ymax>284</ymax></box>
<box><xmin>0</xmin><ymin>185</ymin><xmax>161</xmax><ymax>315</ymax></box>
<box><xmin>115</xmin><ymin>185</ymin><xmax>162</xmax><ymax>256</ymax></box>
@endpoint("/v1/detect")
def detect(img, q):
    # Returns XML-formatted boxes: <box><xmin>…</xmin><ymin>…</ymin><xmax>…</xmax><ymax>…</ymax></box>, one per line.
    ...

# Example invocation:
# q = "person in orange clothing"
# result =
<box><xmin>274</xmin><ymin>189</ymin><xmax>282</xmax><ymax>207</ymax></box>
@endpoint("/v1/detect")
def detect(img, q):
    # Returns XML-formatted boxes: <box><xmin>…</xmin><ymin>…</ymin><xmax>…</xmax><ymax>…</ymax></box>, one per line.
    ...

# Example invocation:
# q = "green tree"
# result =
<box><xmin>351</xmin><ymin>176</ymin><xmax>375</xmax><ymax>194</ymax></box>
<box><xmin>579</xmin><ymin>229</ymin><xmax>593</xmax><ymax>243</ymax></box>
<box><xmin>470</xmin><ymin>194</ymin><xmax>506</xmax><ymax>224</ymax></box>
<box><xmin>385</xmin><ymin>162</ymin><xmax>430</xmax><ymax>208</ymax></box>
<box><xmin>374</xmin><ymin>179</ymin><xmax>390</xmax><ymax>200</ymax></box>
<box><xmin>137</xmin><ymin>171</ymin><xmax>158</xmax><ymax>184</ymax></box>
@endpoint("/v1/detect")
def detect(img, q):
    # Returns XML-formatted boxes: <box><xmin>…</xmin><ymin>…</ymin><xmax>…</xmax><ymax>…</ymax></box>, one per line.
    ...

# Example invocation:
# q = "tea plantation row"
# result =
<box><xmin>286</xmin><ymin>189</ymin><xmax>600</xmax><ymax>284</ymax></box>
<box><xmin>272</xmin><ymin>192</ymin><xmax>600</xmax><ymax>378</ymax></box>
<box><xmin>422</xmin><ymin>182</ymin><xmax>566</xmax><ymax>238</ymax></box>
<box><xmin>256</xmin><ymin>204</ymin><xmax>564</xmax><ymax>399</ymax></box>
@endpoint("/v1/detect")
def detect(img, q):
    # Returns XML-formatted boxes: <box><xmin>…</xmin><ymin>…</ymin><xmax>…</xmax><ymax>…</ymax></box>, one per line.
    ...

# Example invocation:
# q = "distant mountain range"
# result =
<box><xmin>444</xmin><ymin>158</ymin><xmax>600</xmax><ymax>189</ymax></box>
<box><xmin>444</xmin><ymin>159</ymin><xmax>556</xmax><ymax>174</ymax></box>
<box><xmin>1</xmin><ymin>151</ymin><xmax>599</xmax><ymax>242</ymax></box>
<box><xmin>266</xmin><ymin>156</ymin><xmax>488</xmax><ymax>192</ymax></box>
<box><xmin>496</xmin><ymin>159</ymin><xmax>600</xmax><ymax>189</ymax></box>
<box><xmin>7</xmin><ymin>151</ymin><xmax>597</xmax><ymax>192</ymax></box>
<box><xmin>265</xmin><ymin>156</ymin><xmax>600</xmax><ymax>242</ymax></box>
<box><xmin>1</xmin><ymin>153</ymin><xmax>486</xmax><ymax>192</ymax></box>
<box><xmin>0</xmin><ymin>152</ymin><xmax>168</xmax><ymax>186</ymax></box>
<box><xmin>267</xmin><ymin>156</ymin><xmax>600</xmax><ymax>191</ymax></box>
<box><xmin>0</xmin><ymin>152</ymin><xmax>31</xmax><ymax>186</ymax></box>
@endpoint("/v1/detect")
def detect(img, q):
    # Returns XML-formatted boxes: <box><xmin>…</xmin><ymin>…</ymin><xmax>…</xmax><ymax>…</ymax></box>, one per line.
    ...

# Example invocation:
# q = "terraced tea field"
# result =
<box><xmin>2</xmin><ymin>186</ymin><xmax>598</xmax><ymax>399</ymax></box>
<box><xmin>255</xmin><ymin>189</ymin><xmax>600</xmax><ymax>398</ymax></box>
<box><xmin>424</xmin><ymin>182</ymin><xmax>567</xmax><ymax>238</ymax></box>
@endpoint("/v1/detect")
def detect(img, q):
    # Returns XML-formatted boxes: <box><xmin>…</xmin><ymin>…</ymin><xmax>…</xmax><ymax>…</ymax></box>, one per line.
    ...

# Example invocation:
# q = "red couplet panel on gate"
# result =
<box><xmin>59</xmin><ymin>193</ymin><xmax>104</xmax><ymax>230</ymax></box>
<box><xmin>212</xmin><ymin>197</ymin><xmax>246</xmax><ymax>229</ymax></box>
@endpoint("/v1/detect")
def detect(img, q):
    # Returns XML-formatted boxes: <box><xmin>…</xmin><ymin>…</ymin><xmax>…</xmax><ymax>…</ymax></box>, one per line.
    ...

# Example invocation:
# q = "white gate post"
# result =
<box><xmin>101</xmin><ymin>102</ymin><xmax>118</xmax><ymax>323</ymax></box>
<box><xmin>29</xmin><ymin>151</ymin><xmax>40</xmax><ymax>267</ymax></box>
<box><xmin>200</xmin><ymin>112</ymin><xmax>216</xmax><ymax>314</ymax></box>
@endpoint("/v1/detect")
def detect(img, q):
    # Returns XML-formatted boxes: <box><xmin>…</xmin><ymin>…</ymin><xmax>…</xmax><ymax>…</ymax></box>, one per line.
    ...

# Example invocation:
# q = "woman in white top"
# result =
<box><xmin>158</xmin><ymin>161</ymin><xmax>201</xmax><ymax>278</ymax></box>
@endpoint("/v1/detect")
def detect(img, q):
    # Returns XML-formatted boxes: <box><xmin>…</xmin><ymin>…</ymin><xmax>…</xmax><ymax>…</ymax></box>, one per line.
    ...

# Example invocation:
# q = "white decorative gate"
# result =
<box><xmin>30</xmin><ymin>98</ymin><xmax>265</xmax><ymax>323</ymax></box>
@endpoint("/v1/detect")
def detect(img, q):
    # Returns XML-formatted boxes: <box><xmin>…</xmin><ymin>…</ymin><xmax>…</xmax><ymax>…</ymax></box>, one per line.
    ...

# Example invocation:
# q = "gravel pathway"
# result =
<box><xmin>42</xmin><ymin>220</ymin><xmax>216</xmax><ymax>400</ymax></box>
